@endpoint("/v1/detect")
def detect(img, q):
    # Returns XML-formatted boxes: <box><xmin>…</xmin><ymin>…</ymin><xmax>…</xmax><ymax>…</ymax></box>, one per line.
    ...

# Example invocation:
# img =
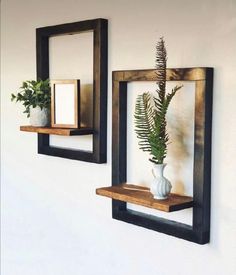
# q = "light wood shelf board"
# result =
<box><xmin>96</xmin><ymin>184</ymin><xmax>193</xmax><ymax>212</ymax></box>
<box><xmin>20</xmin><ymin>125</ymin><xmax>94</xmax><ymax>136</ymax></box>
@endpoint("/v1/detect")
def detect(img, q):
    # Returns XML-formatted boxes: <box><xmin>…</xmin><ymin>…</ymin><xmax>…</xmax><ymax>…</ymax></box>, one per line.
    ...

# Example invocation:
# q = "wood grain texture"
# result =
<box><xmin>112</xmin><ymin>67</ymin><xmax>209</xmax><ymax>82</ymax></box>
<box><xmin>20</xmin><ymin>126</ymin><xmax>93</xmax><ymax>136</ymax></box>
<box><xmin>96</xmin><ymin>184</ymin><xmax>193</xmax><ymax>212</ymax></box>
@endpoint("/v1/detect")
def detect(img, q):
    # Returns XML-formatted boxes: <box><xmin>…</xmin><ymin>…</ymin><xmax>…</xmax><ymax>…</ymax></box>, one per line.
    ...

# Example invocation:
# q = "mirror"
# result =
<box><xmin>51</xmin><ymin>79</ymin><xmax>80</xmax><ymax>128</ymax></box>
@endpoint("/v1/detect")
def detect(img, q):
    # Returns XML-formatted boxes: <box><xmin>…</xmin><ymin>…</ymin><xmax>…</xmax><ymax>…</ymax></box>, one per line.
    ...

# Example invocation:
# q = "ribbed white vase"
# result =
<box><xmin>30</xmin><ymin>106</ymin><xmax>49</xmax><ymax>127</ymax></box>
<box><xmin>150</xmin><ymin>163</ymin><xmax>172</xmax><ymax>200</ymax></box>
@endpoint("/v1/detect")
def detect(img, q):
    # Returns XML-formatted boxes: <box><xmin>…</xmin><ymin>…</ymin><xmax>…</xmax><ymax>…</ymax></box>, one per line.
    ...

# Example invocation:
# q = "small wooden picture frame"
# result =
<box><xmin>51</xmin><ymin>79</ymin><xmax>80</xmax><ymax>128</ymax></box>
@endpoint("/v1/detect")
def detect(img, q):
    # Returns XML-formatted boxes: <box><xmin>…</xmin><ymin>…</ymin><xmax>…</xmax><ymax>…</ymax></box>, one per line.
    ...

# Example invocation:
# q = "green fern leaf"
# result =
<box><xmin>134</xmin><ymin>37</ymin><xmax>182</xmax><ymax>164</ymax></box>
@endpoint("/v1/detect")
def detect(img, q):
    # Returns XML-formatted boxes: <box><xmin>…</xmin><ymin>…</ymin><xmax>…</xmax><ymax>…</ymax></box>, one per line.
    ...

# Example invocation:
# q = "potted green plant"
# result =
<box><xmin>134</xmin><ymin>37</ymin><xmax>182</xmax><ymax>199</ymax></box>
<box><xmin>11</xmin><ymin>79</ymin><xmax>51</xmax><ymax>127</ymax></box>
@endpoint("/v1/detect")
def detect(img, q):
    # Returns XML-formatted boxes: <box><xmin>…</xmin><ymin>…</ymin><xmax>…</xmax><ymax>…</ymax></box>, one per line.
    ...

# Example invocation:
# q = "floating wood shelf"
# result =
<box><xmin>20</xmin><ymin>125</ymin><xmax>94</xmax><ymax>136</ymax></box>
<box><xmin>96</xmin><ymin>184</ymin><xmax>193</xmax><ymax>212</ymax></box>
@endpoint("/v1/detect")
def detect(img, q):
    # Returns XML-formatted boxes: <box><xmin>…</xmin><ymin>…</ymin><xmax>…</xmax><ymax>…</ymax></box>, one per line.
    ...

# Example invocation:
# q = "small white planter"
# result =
<box><xmin>30</xmin><ymin>106</ymin><xmax>49</xmax><ymax>127</ymax></box>
<box><xmin>150</xmin><ymin>163</ymin><xmax>172</xmax><ymax>200</ymax></box>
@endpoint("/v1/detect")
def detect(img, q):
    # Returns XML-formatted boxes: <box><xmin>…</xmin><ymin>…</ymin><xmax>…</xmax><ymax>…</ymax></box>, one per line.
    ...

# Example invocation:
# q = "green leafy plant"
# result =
<box><xmin>134</xmin><ymin>37</ymin><xmax>182</xmax><ymax>164</ymax></box>
<box><xmin>11</xmin><ymin>79</ymin><xmax>51</xmax><ymax>117</ymax></box>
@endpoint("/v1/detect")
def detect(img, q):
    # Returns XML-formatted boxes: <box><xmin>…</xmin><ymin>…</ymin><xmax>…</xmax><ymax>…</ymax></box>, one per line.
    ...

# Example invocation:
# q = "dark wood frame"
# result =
<box><xmin>51</xmin><ymin>79</ymin><xmax>80</xmax><ymax>129</ymax></box>
<box><xmin>112</xmin><ymin>67</ymin><xmax>213</xmax><ymax>244</ymax></box>
<box><xmin>36</xmin><ymin>18</ymin><xmax>108</xmax><ymax>163</ymax></box>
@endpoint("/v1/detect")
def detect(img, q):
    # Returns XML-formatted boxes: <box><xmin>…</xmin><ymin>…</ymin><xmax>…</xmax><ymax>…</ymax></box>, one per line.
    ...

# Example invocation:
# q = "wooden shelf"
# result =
<box><xmin>96</xmin><ymin>184</ymin><xmax>193</xmax><ymax>212</ymax></box>
<box><xmin>20</xmin><ymin>125</ymin><xmax>94</xmax><ymax>136</ymax></box>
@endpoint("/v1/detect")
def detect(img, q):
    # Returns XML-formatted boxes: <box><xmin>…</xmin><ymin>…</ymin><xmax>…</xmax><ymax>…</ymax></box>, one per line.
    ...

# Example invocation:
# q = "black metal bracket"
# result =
<box><xmin>36</xmin><ymin>18</ymin><xmax>108</xmax><ymax>163</ymax></box>
<box><xmin>112</xmin><ymin>68</ymin><xmax>213</xmax><ymax>244</ymax></box>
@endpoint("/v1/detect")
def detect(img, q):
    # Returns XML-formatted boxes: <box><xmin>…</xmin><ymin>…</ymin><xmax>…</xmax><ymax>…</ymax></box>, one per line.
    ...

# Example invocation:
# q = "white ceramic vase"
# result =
<box><xmin>150</xmin><ymin>163</ymin><xmax>172</xmax><ymax>200</ymax></box>
<box><xmin>30</xmin><ymin>106</ymin><xmax>49</xmax><ymax>127</ymax></box>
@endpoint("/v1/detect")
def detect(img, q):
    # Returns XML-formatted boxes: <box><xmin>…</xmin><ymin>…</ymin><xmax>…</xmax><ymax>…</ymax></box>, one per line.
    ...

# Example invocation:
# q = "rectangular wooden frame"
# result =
<box><xmin>36</xmin><ymin>18</ymin><xmax>108</xmax><ymax>163</ymax></box>
<box><xmin>112</xmin><ymin>67</ymin><xmax>213</xmax><ymax>244</ymax></box>
<box><xmin>51</xmin><ymin>79</ymin><xmax>80</xmax><ymax>129</ymax></box>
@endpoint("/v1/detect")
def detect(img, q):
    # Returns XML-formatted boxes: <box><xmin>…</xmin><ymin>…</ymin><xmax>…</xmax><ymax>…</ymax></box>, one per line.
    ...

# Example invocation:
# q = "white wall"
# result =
<box><xmin>1</xmin><ymin>0</ymin><xmax>236</xmax><ymax>274</ymax></box>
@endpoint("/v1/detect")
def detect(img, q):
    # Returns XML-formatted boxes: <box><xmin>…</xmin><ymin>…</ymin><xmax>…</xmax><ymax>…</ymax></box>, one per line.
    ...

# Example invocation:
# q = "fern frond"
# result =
<box><xmin>155</xmin><ymin>37</ymin><xmax>167</xmax><ymax>105</ymax></box>
<box><xmin>134</xmin><ymin>37</ymin><xmax>182</xmax><ymax>164</ymax></box>
<box><xmin>165</xmin><ymin>85</ymin><xmax>183</xmax><ymax>108</ymax></box>
<box><xmin>134</xmin><ymin>92</ymin><xmax>155</xmax><ymax>152</ymax></box>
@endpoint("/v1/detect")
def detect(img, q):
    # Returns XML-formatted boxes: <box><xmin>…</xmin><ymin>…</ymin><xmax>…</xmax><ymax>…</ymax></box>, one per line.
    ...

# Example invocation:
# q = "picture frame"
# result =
<box><xmin>36</xmin><ymin>18</ymin><xmax>108</xmax><ymax>163</ymax></box>
<box><xmin>111</xmin><ymin>67</ymin><xmax>213</xmax><ymax>244</ymax></box>
<box><xmin>51</xmin><ymin>79</ymin><xmax>80</xmax><ymax>129</ymax></box>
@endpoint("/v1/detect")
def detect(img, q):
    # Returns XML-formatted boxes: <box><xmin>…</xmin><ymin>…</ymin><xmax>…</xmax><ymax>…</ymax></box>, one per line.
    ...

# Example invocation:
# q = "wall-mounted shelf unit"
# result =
<box><xmin>96</xmin><ymin>184</ymin><xmax>193</xmax><ymax>212</ymax></box>
<box><xmin>35</xmin><ymin>18</ymin><xmax>108</xmax><ymax>163</ymax></box>
<box><xmin>20</xmin><ymin>126</ymin><xmax>94</xmax><ymax>136</ymax></box>
<box><xmin>96</xmin><ymin>67</ymin><xmax>213</xmax><ymax>244</ymax></box>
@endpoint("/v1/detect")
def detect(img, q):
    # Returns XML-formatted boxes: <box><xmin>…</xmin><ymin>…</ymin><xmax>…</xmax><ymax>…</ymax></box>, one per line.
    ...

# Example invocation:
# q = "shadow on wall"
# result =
<box><xmin>80</xmin><ymin>83</ymin><xmax>93</xmax><ymax>128</ymax></box>
<box><xmin>168</xmin><ymin>112</ymin><xmax>193</xmax><ymax>194</ymax></box>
